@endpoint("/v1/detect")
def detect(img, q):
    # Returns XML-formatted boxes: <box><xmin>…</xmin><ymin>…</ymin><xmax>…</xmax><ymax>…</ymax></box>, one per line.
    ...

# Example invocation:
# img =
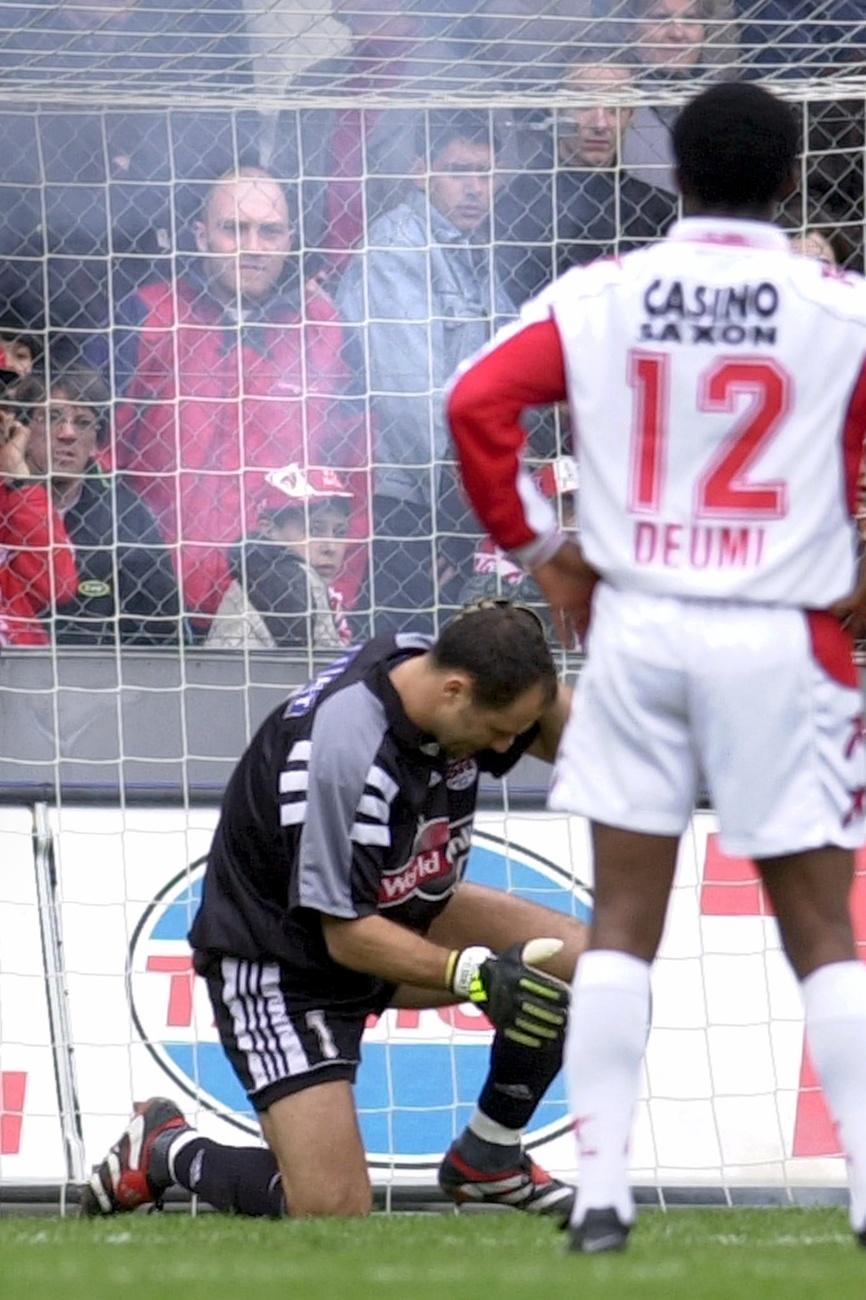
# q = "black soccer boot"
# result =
<box><xmin>438</xmin><ymin>1130</ymin><xmax>575</xmax><ymax>1221</ymax></box>
<box><xmin>79</xmin><ymin>1097</ymin><xmax>190</xmax><ymax>1216</ymax></box>
<box><xmin>568</xmin><ymin>1206</ymin><xmax>632</xmax><ymax>1254</ymax></box>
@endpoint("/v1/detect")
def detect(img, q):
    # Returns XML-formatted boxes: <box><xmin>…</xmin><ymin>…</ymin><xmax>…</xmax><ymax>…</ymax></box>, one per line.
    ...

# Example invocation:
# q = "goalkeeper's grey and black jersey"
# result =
<box><xmin>189</xmin><ymin>634</ymin><xmax>536</xmax><ymax>1013</ymax></box>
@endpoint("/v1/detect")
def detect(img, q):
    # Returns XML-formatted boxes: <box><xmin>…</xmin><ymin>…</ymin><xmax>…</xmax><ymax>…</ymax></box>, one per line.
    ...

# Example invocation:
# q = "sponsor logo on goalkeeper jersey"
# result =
<box><xmin>445</xmin><ymin>758</ymin><xmax>478</xmax><ymax>791</ymax></box>
<box><xmin>378</xmin><ymin>814</ymin><xmax>473</xmax><ymax>906</ymax></box>
<box><xmin>378</xmin><ymin>817</ymin><xmax>450</xmax><ymax>904</ymax></box>
<box><xmin>128</xmin><ymin>825</ymin><xmax>591</xmax><ymax>1168</ymax></box>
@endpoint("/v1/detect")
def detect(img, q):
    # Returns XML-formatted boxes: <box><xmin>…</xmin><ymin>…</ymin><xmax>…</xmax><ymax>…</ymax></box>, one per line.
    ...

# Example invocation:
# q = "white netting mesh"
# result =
<box><xmin>0</xmin><ymin>0</ymin><xmax>864</xmax><ymax>1203</ymax></box>
<box><xmin>0</xmin><ymin>4</ymin><xmax>864</xmax><ymax>105</ymax></box>
<box><xmin>1</xmin><ymin>8</ymin><xmax>864</xmax><ymax>644</ymax></box>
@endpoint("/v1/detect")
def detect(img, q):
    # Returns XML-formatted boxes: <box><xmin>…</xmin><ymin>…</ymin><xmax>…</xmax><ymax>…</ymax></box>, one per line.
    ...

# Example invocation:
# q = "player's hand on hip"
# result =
<box><xmin>532</xmin><ymin>540</ymin><xmax>598</xmax><ymax>649</ymax></box>
<box><xmin>831</xmin><ymin>571</ymin><xmax>866</xmax><ymax>640</ymax></box>
<box><xmin>445</xmin><ymin>939</ymin><xmax>570</xmax><ymax>1048</ymax></box>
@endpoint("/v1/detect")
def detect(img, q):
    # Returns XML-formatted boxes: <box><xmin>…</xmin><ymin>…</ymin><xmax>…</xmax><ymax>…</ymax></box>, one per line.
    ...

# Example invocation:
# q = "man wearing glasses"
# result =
<box><xmin>13</xmin><ymin>367</ymin><xmax>181</xmax><ymax>646</ymax></box>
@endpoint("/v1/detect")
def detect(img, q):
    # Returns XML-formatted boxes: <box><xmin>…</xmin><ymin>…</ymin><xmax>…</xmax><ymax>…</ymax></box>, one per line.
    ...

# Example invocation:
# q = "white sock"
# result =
<box><xmin>468</xmin><ymin>1107</ymin><xmax>521</xmax><ymax>1147</ymax></box>
<box><xmin>567</xmin><ymin>949</ymin><xmax>651</xmax><ymax>1227</ymax></box>
<box><xmin>802</xmin><ymin>961</ymin><xmax>866</xmax><ymax>1231</ymax></box>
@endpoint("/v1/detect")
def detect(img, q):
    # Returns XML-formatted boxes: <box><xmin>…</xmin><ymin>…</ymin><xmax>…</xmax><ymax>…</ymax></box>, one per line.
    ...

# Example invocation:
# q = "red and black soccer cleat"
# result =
<box><xmin>438</xmin><ymin>1141</ymin><xmax>575</xmax><ymax>1220</ymax></box>
<box><xmin>79</xmin><ymin>1096</ymin><xmax>189</xmax><ymax>1216</ymax></box>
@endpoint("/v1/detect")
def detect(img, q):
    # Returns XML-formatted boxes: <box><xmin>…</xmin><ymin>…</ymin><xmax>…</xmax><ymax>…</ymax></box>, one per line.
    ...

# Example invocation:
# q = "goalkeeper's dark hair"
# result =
<box><xmin>673</xmin><ymin>81</ymin><xmax>799</xmax><ymax>211</ymax></box>
<box><xmin>416</xmin><ymin>110</ymin><xmax>500</xmax><ymax>165</ymax></box>
<box><xmin>432</xmin><ymin>602</ymin><xmax>557</xmax><ymax>711</ymax></box>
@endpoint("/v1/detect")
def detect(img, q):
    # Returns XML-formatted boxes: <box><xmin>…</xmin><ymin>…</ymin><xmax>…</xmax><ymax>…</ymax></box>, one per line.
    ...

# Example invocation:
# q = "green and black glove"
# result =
<box><xmin>445</xmin><ymin>939</ymin><xmax>570</xmax><ymax>1048</ymax></box>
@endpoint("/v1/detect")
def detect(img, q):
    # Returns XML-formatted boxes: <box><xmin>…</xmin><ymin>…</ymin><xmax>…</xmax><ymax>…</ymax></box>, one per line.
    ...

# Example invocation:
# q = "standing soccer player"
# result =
<box><xmin>448</xmin><ymin>82</ymin><xmax>866</xmax><ymax>1252</ymax></box>
<box><xmin>81</xmin><ymin>603</ymin><xmax>586</xmax><ymax>1220</ymax></box>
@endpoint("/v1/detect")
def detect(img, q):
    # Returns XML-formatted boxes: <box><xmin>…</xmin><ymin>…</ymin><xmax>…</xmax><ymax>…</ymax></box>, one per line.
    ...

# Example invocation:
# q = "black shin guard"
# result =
<box><xmin>172</xmin><ymin>1139</ymin><xmax>284</xmax><ymax>1218</ymax></box>
<box><xmin>478</xmin><ymin>1029</ymin><xmax>563</xmax><ymax>1131</ymax></box>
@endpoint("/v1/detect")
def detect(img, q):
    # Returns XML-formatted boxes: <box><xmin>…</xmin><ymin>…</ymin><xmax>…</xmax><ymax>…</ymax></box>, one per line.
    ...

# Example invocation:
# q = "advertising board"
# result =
<box><xmin>1</xmin><ymin>805</ymin><xmax>858</xmax><ymax>1190</ymax></box>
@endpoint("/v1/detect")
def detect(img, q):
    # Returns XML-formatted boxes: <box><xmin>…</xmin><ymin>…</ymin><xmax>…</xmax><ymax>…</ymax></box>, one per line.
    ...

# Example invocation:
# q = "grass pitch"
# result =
<box><xmin>0</xmin><ymin>1209</ymin><xmax>862</xmax><ymax>1300</ymax></box>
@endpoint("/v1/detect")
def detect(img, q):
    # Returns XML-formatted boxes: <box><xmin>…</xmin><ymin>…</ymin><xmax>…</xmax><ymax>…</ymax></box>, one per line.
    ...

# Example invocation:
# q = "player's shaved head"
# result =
<box><xmin>673</xmin><ymin>81</ymin><xmax>799</xmax><ymax>215</ymax></box>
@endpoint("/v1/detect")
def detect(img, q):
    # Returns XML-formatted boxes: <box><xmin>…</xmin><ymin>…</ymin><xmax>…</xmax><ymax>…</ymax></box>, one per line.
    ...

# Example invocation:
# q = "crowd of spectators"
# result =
<box><xmin>0</xmin><ymin>0</ymin><xmax>864</xmax><ymax>651</ymax></box>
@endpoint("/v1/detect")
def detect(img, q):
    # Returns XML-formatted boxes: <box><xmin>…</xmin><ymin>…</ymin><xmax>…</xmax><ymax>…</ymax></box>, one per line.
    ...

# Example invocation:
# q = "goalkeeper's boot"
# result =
<box><xmin>568</xmin><ymin>1207</ymin><xmax>631</xmax><ymax>1255</ymax></box>
<box><xmin>438</xmin><ymin>1137</ymin><xmax>575</xmax><ymax>1221</ymax></box>
<box><xmin>79</xmin><ymin>1096</ymin><xmax>190</xmax><ymax>1216</ymax></box>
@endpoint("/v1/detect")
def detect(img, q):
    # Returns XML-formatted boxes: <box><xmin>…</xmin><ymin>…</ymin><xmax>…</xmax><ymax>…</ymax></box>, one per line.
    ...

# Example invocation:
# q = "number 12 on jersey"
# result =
<box><xmin>627</xmin><ymin>351</ymin><xmax>791</xmax><ymax>519</ymax></box>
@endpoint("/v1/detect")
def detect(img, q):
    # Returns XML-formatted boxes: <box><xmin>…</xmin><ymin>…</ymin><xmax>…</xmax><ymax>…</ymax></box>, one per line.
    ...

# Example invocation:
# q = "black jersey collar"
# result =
<box><xmin>366</xmin><ymin>639</ymin><xmax>444</xmax><ymax>764</ymax></box>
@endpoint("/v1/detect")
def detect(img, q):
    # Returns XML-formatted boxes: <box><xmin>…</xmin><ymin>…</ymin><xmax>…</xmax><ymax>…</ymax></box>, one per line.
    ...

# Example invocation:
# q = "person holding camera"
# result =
<box><xmin>14</xmin><ymin>368</ymin><xmax>182</xmax><ymax>647</ymax></box>
<box><xmin>0</xmin><ymin>406</ymin><xmax>78</xmax><ymax>646</ymax></box>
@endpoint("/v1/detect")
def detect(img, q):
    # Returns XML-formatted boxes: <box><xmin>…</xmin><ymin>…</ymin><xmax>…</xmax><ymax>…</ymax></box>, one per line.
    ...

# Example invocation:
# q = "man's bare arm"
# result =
<box><xmin>321</xmin><ymin>912</ymin><xmax>455</xmax><ymax>990</ymax></box>
<box><xmin>322</xmin><ymin>912</ymin><xmax>570</xmax><ymax>1046</ymax></box>
<box><xmin>527</xmin><ymin>680</ymin><xmax>573</xmax><ymax>764</ymax></box>
<box><xmin>831</xmin><ymin>549</ymin><xmax>866</xmax><ymax>640</ymax></box>
<box><xmin>532</xmin><ymin>539</ymin><xmax>599</xmax><ymax>648</ymax></box>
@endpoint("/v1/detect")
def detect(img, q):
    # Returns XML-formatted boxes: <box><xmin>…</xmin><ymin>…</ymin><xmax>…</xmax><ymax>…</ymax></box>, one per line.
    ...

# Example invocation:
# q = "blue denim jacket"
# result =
<box><xmin>336</xmin><ymin>188</ymin><xmax>515</xmax><ymax>506</ymax></box>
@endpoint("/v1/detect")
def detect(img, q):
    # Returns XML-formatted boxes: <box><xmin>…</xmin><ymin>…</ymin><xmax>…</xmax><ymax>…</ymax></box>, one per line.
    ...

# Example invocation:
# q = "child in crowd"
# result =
<box><xmin>0</xmin><ymin>324</ymin><xmax>38</xmax><ymax>392</ymax></box>
<box><xmin>206</xmin><ymin>463</ymin><xmax>354</xmax><ymax>651</ymax></box>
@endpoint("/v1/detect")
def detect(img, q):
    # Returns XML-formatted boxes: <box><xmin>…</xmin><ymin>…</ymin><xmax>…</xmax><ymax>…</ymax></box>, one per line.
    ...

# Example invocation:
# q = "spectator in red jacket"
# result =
<box><xmin>0</xmin><ymin>409</ymin><xmax>78</xmax><ymax>646</ymax></box>
<box><xmin>113</xmin><ymin>165</ymin><xmax>367</xmax><ymax>626</ymax></box>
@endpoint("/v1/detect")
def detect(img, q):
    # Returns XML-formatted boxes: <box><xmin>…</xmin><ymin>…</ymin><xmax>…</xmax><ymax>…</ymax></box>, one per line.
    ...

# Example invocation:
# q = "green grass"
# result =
<box><xmin>0</xmin><ymin>1209</ymin><xmax>862</xmax><ymax>1300</ymax></box>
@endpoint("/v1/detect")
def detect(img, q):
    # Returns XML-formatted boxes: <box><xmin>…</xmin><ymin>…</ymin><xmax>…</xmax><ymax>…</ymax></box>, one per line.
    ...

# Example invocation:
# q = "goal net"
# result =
<box><xmin>0</xmin><ymin>0</ymin><xmax>865</xmax><ymax>1210</ymax></box>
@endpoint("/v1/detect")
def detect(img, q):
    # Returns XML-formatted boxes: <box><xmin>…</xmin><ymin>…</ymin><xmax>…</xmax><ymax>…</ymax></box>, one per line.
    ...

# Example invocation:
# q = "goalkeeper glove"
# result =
<box><xmin>445</xmin><ymin>939</ymin><xmax>570</xmax><ymax>1049</ymax></box>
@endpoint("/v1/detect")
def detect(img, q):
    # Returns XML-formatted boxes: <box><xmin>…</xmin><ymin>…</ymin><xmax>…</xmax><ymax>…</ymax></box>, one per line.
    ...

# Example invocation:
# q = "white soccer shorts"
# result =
<box><xmin>550</xmin><ymin>584</ymin><xmax>866</xmax><ymax>858</ymax></box>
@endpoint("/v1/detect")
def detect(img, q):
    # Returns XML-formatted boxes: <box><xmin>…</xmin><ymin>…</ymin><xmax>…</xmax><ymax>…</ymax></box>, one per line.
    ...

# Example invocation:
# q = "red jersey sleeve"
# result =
<box><xmin>446</xmin><ymin>316</ymin><xmax>568</xmax><ymax>560</ymax></box>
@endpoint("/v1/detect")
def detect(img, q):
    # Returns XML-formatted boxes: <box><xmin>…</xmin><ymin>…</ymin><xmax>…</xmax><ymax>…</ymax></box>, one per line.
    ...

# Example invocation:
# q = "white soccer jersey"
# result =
<box><xmin>449</xmin><ymin>217</ymin><xmax>866</xmax><ymax>607</ymax></box>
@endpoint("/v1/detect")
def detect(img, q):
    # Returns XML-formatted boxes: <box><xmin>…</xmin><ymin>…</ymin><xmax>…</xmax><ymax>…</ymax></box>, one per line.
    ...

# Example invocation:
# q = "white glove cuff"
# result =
<box><xmin>448</xmin><ymin>945</ymin><xmax>494</xmax><ymax>998</ymax></box>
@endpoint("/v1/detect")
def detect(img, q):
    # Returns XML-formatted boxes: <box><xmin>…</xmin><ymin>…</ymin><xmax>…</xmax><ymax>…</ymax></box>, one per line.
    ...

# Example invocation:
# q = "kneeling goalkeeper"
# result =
<box><xmin>82</xmin><ymin>603</ymin><xmax>586</xmax><ymax>1219</ymax></box>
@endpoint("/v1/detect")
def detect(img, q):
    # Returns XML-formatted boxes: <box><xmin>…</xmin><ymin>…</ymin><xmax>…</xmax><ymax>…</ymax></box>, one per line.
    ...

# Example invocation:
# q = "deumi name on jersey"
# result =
<box><xmin>640</xmin><ymin>279</ymin><xmax>779</xmax><ymax>346</ymax></box>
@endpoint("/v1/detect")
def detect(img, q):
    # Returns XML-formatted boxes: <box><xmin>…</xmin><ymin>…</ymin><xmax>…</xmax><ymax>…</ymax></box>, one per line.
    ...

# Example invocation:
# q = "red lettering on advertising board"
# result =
<box><xmin>364</xmin><ymin>1005</ymin><xmax>492</xmax><ymax>1032</ymax></box>
<box><xmin>437</xmin><ymin>1004</ymin><xmax>492</xmax><ymax>1032</ymax></box>
<box><xmin>1</xmin><ymin>1071</ymin><xmax>27</xmax><ymax>1155</ymax></box>
<box><xmin>146</xmin><ymin>955</ymin><xmax>196</xmax><ymax>1027</ymax></box>
<box><xmin>700</xmin><ymin>834</ymin><xmax>866</xmax><ymax>1156</ymax></box>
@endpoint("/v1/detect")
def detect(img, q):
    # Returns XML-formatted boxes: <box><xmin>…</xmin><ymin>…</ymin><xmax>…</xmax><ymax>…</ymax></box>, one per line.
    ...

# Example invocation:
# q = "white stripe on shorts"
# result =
<box><xmin>258</xmin><ymin>964</ymin><xmax>312</xmax><ymax>1078</ymax></box>
<box><xmin>243</xmin><ymin>962</ymin><xmax>285</xmax><ymax>1083</ymax></box>
<box><xmin>221</xmin><ymin>957</ymin><xmax>269</xmax><ymax>1092</ymax></box>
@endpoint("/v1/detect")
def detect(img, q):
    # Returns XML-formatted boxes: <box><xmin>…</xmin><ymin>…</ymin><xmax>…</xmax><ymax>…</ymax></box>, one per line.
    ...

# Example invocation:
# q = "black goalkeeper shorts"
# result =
<box><xmin>198</xmin><ymin>953</ymin><xmax>374</xmax><ymax>1112</ymax></box>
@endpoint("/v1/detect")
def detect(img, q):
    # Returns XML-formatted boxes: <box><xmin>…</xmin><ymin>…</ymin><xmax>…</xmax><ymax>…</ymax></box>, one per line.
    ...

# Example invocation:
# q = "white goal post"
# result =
<box><xmin>0</xmin><ymin>0</ymin><xmax>865</xmax><ymax>1210</ymax></box>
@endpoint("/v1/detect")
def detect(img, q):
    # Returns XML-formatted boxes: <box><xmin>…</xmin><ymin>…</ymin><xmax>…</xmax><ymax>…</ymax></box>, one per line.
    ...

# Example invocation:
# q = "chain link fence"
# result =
<box><xmin>0</xmin><ymin>2</ymin><xmax>864</xmax><ymax>651</ymax></box>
